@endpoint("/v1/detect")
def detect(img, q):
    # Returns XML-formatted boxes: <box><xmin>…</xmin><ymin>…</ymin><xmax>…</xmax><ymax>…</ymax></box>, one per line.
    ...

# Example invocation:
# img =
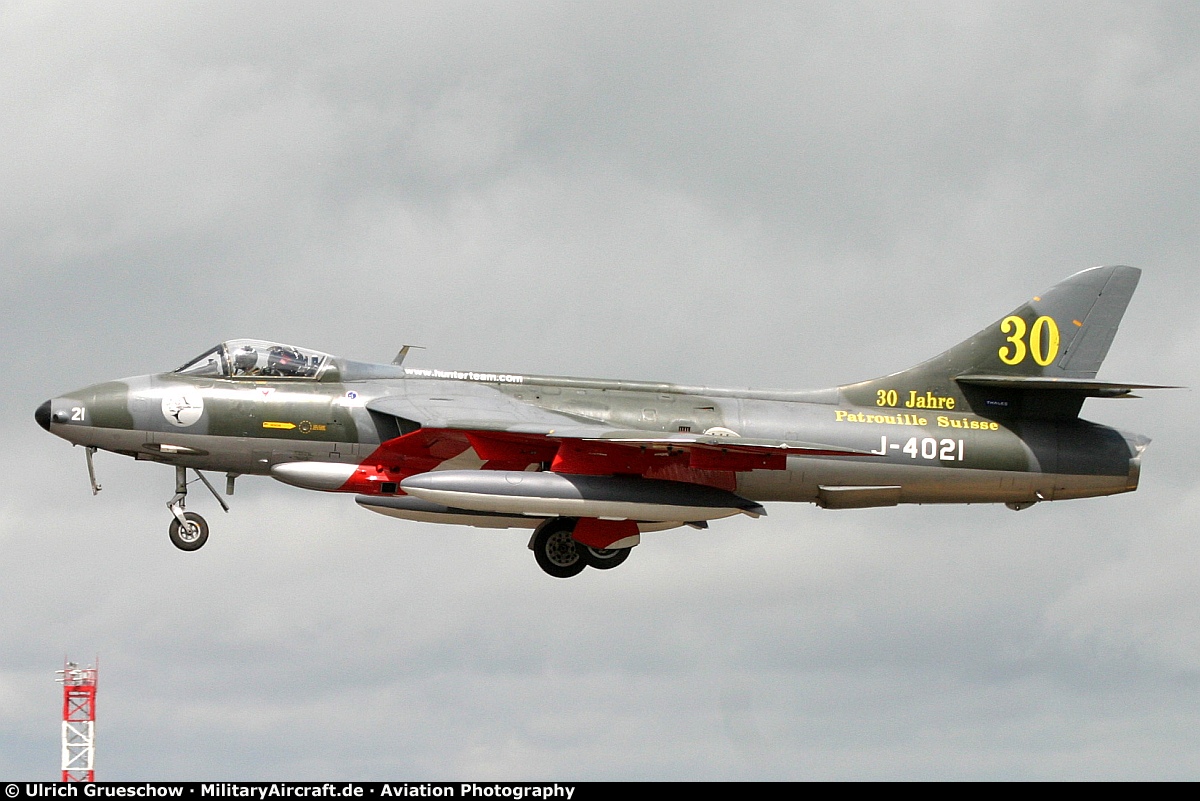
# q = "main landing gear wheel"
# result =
<box><xmin>169</xmin><ymin>512</ymin><xmax>209</xmax><ymax>551</ymax></box>
<box><xmin>581</xmin><ymin>546</ymin><xmax>631</xmax><ymax>570</ymax></box>
<box><xmin>532</xmin><ymin>519</ymin><xmax>586</xmax><ymax>579</ymax></box>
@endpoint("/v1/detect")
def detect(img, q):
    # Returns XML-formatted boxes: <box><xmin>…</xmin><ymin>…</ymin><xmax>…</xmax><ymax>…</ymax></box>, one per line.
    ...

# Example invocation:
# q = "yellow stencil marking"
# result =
<box><xmin>1029</xmin><ymin>316</ymin><xmax>1060</xmax><ymax>366</ymax></box>
<box><xmin>999</xmin><ymin>315</ymin><xmax>1060</xmax><ymax>366</ymax></box>
<box><xmin>998</xmin><ymin>316</ymin><xmax>1028</xmax><ymax>365</ymax></box>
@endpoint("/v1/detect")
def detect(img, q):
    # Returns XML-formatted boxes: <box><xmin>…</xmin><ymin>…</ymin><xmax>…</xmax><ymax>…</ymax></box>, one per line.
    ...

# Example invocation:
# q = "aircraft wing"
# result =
<box><xmin>582</xmin><ymin>431</ymin><xmax>874</xmax><ymax>457</ymax></box>
<box><xmin>367</xmin><ymin>391</ymin><xmax>589</xmax><ymax>432</ymax></box>
<box><xmin>366</xmin><ymin>394</ymin><xmax>868</xmax><ymax>482</ymax></box>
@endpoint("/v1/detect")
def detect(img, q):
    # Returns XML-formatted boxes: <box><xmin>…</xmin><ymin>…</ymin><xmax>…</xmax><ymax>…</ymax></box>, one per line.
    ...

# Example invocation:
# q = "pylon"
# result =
<box><xmin>55</xmin><ymin>659</ymin><xmax>97</xmax><ymax>782</ymax></box>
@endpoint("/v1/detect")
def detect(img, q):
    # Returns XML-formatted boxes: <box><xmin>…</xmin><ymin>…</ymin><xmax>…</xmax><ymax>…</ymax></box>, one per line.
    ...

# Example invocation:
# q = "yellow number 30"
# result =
<box><xmin>999</xmin><ymin>315</ymin><xmax>1060</xmax><ymax>367</ymax></box>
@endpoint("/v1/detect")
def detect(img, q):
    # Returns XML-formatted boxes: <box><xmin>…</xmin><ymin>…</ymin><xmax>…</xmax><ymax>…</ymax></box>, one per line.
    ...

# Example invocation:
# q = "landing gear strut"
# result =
<box><xmin>166</xmin><ymin>466</ymin><xmax>227</xmax><ymax>552</ymax></box>
<box><xmin>530</xmin><ymin>518</ymin><xmax>634</xmax><ymax>578</ymax></box>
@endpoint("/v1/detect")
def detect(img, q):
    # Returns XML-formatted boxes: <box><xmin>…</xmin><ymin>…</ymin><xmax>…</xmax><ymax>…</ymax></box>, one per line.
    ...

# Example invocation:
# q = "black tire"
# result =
<box><xmin>532</xmin><ymin>519</ymin><xmax>585</xmax><ymax>578</ymax></box>
<box><xmin>581</xmin><ymin>545</ymin><xmax>631</xmax><ymax>570</ymax></box>
<box><xmin>169</xmin><ymin>512</ymin><xmax>209</xmax><ymax>551</ymax></box>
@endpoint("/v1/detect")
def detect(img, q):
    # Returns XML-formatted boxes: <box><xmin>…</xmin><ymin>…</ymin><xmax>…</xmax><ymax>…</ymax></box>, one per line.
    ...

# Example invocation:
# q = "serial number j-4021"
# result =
<box><xmin>871</xmin><ymin>436</ymin><xmax>964</xmax><ymax>461</ymax></box>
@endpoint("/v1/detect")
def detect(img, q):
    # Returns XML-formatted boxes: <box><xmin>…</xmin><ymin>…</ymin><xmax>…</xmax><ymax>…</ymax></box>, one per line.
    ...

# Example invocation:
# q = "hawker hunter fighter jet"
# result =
<box><xmin>38</xmin><ymin>265</ymin><xmax>1168</xmax><ymax>577</ymax></box>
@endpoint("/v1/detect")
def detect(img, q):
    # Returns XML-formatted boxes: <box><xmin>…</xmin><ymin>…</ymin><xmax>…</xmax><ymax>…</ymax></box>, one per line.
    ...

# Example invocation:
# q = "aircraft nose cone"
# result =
<box><xmin>35</xmin><ymin>399</ymin><xmax>52</xmax><ymax>431</ymax></box>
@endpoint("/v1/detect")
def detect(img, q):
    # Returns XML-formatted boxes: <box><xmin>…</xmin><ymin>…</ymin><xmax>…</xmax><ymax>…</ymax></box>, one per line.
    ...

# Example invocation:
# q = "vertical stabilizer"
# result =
<box><xmin>840</xmin><ymin>266</ymin><xmax>1142</xmax><ymax>416</ymax></box>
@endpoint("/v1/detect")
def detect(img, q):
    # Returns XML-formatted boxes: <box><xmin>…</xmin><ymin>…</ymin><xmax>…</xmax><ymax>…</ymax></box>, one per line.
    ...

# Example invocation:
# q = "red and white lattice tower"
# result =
<box><xmin>55</xmin><ymin>659</ymin><xmax>98</xmax><ymax>782</ymax></box>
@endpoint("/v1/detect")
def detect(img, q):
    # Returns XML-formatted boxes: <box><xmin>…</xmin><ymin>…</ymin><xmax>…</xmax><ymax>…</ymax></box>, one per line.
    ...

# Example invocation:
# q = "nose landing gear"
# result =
<box><xmin>167</xmin><ymin>466</ymin><xmax>228</xmax><ymax>552</ymax></box>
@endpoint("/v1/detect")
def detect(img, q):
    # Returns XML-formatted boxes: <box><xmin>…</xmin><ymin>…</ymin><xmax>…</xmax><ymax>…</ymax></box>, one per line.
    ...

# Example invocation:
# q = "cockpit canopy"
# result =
<box><xmin>175</xmin><ymin>340</ymin><xmax>333</xmax><ymax>380</ymax></box>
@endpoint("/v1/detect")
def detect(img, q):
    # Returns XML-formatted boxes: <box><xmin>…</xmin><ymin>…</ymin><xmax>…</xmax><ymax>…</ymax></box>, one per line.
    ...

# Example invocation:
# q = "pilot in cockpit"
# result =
<box><xmin>174</xmin><ymin>340</ymin><xmax>328</xmax><ymax>379</ymax></box>
<box><xmin>232</xmin><ymin>344</ymin><xmax>261</xmax><ymax>376</ymax></box>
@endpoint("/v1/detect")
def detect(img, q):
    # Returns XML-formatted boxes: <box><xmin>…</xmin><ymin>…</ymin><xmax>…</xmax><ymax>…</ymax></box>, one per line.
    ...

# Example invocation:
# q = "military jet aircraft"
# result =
<box><xmin>37</xmin><ymin>265</ymin><xmax>1169</xmax><ymax>577</ymax></box>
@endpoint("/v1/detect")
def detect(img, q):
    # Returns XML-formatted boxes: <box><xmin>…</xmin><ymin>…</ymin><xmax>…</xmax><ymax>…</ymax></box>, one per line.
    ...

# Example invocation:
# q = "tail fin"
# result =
<box><xmin>840</xmin><ymin>265</ymin><xmax>1151</xmax><ymax>420</ymax></box>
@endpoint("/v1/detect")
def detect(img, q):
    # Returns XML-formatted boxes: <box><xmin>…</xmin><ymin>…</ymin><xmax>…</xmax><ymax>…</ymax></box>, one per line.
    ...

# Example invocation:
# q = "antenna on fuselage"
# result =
<box><xmin>392</xmin><ymin>345</ymin><xmax>425</xmax><ymax>366</ymax></box>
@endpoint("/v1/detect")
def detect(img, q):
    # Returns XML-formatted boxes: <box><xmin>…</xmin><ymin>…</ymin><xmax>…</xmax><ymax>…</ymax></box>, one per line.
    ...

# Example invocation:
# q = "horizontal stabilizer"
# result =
<box><xmin>955</xmin><ymin>375</ymin><xmax>1180</xmax><ymax>397</ymax></box>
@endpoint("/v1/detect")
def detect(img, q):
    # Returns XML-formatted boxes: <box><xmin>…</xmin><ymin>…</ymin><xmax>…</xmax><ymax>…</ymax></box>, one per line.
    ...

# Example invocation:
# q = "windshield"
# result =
<box><xmin>175</xmin><ymin>340</ymin><xmax>333</xmax><ymax>379</ymax></box>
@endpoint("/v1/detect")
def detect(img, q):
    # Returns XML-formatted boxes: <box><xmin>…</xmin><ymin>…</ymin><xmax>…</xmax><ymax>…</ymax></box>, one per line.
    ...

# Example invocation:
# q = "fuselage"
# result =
<box><xmin>39</xmin><ymin>357</ymin><xmax>1145</xmax><ymax>509</ymax></box>
<box><xmin>34</xmin><ymin>266</ymin><xmax>1164</xmax><ymax>575</ymax></box>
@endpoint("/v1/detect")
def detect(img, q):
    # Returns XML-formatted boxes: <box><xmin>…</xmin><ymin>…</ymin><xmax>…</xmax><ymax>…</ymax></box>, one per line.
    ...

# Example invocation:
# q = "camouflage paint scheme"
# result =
<box><xmin>37</xmin><ymin>266</ymin><xmax>1168</xmax><ymax>577</ymax></box>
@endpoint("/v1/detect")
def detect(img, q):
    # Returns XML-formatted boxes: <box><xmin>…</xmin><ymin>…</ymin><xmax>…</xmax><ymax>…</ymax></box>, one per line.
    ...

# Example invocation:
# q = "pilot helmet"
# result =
<box><xmin>233</xmin><ymin>345</ymin><xmax>258</xmax><ymax>373</ymax></box>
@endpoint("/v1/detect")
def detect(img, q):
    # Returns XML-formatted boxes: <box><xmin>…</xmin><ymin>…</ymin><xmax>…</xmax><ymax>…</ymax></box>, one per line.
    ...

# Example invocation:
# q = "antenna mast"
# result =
<box><xmin>55</xmin><ymin>659</ymin><xmax>98</xmax><ymax>782</ymax></box>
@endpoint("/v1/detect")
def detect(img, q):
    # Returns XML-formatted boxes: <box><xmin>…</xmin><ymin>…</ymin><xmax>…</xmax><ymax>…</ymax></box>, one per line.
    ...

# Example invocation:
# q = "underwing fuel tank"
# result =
<box><xmin>355</xmin><ymin>494</ymin><xmax>686</xmax><ymax>532</ymax></box>
<box><xmin>271</xmin><ymin>462</ymin><xmax>357</xmax><ymax>491</ymax></box>
<box><xmin>399</xmin><ymin>470</ymin><xmax>766</xmax><ymax>522</ymax></box>
<box><xmin>356</xmin><ymin>493</ymin><xmax>549</xmax><ymax>529</ymax></box>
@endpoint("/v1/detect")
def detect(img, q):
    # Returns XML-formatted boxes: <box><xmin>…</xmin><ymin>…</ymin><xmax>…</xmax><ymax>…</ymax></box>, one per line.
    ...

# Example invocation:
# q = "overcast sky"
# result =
<box><xmin>3</xmin><ymin>1</ymin><xmax>1199</xmax><ymax>780</ymax></box>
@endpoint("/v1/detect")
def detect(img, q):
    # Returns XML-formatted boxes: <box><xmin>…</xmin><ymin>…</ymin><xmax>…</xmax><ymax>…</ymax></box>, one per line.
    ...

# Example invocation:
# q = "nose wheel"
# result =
<box><xmin>169</xmin><ymin>512</ymin><xmax>209</xmax><ymax>551</ymax></box>
<box><xmin>166</xmin><ymin>466</ymin><xmax>227</xmax><ymax>552</ymax></box>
